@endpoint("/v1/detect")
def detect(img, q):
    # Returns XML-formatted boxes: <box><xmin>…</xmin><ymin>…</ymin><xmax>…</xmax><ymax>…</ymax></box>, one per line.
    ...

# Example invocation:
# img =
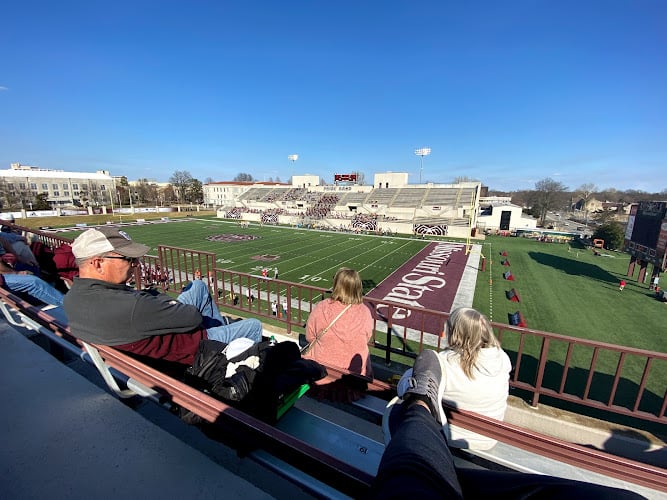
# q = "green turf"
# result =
<box><xmin>64</xmin><ymin>218</ymin><xmax>430</xmax><ymax>294</ymax></box>
<box><xmin>473</xmin><ymin>235</ymin><xmax>666</xmax><ymax>354</ymax></box>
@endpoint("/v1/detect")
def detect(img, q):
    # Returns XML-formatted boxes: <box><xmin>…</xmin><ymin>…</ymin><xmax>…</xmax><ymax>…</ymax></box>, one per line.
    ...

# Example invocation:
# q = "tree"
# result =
<box><xmin>169</xmin><ymin>170</ymin><xmax>194</xmax><ymax>201</ymax></box>
<box><xmin>134</xmin><ymin>178</ymin><xmax>159</xmax><ymax>205</ymax></box>
<box><xmin>352</xmin><ymin>171</ymin><xmax>366</xmax><ymax>185</ymax></box>
<box><xmin>577</xmin><ymin>183</ymin><xmax>597</xmax><ymax>224</ymax></box>
<box><xmin>593</xmin><ymin>222</ymin><xmax>624</xmax><ymax>250</ymax></box>
<box><xmin>78</xmin><ymin>183</ymin><xmax>90</xmax><ymax>207</ymax></box>
<box><xmin>233</xmin><ymin>173</ymin><xmax>254</xmax><ymax>182</ymax></box>
<box><xmin>187</xmin><ymin>179</ymin><xmax>203</xmax><ymax>204</ymax></box>
<box><xmin>0</xmin><ymin>178</ymin><xmax>21</xmax><ymax>209</ymax></box>
<box><xmin>204</xmin><ymin>177</ymin><xmax>214</xmax><ymax>185</ymax></box>
<box><xmin>32</xmin><ymin>192</ymin><xmax>51</xmax><ymax>210</ymax></box>
<box><xmin>453</xmin><ymin>176</ymin><xmax>479</xmax><ymax>183</ymax></box>
<box><xmin>531</xmin><ymin>178</ymin><xmax>568</xmax><ymax>227</ymax></box>
<box><xmin>160</xmin><ymin>185</ymin><xmax>177</xmax><ymax>205</ymax></box>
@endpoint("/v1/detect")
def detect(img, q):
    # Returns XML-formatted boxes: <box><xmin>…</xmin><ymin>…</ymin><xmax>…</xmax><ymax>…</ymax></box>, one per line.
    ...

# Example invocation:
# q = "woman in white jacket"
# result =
<box><xmin>395</xmin><ymin>307</ymin><xmax>511</xmax><ymax>450</ymax></box>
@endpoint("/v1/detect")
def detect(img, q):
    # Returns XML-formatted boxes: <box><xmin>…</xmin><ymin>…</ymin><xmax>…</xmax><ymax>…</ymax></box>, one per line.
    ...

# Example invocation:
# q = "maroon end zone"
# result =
<box><xmin>366</xmin><ymin>242</ymin><xmax>469</xmax><ymax>336</ymax></box>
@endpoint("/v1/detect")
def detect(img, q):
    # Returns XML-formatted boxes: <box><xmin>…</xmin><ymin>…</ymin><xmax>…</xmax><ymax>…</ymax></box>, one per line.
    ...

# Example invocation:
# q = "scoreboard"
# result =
<box><xmin>624</xmin><ymin>201</ymin><xmax>667</xmax><ymax>268</ymax></box>
<box><xmin>334</xmin><ymin>173</ymin><xmax>357</xmax><ymax>183</ymax></box>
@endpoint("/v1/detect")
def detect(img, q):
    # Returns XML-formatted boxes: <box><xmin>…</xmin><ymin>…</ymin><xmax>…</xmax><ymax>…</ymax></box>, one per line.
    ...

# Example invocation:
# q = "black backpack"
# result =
<box><xmin>184</xmin><ymin>339</ymin><xmax>327</xmax><ymax>423</ymax></box>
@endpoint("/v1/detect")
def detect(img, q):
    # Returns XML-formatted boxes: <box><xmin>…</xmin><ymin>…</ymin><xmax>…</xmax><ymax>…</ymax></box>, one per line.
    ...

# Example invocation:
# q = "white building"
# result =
<box><xmin>203</xmin><ymin>181</ymin><xmax>256</xmax><ymax>207</ymax></box>
<box><xmin>373</xmin><ymin>172</ymin><xmax>409</xmax><ymax>189</ymax></box>
<box><xmin>0</xmin><ymin>163</ymin><xmax>116</xmax><ymax>209</ymax></box>
<box><xmin>477</xmin><ymin>202</ymin><xmax>537</xmax><ymax>232</ymax></box>
<box><xmin>291</xmin><ymin>174</ymin><xmax>320</xmax><ymax>189</ymax></box>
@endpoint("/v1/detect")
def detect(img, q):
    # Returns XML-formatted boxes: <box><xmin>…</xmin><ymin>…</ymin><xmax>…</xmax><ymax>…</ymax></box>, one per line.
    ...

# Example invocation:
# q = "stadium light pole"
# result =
<box><xmin>414</xmin><ymin>147</ymin><xmax>431</xmax><ymax>184</ymax></box>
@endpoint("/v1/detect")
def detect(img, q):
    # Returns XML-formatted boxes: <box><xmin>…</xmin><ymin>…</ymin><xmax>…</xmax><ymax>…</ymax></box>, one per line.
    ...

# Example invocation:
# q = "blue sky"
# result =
<box><xmin>1</xmin><ymin>1</ymin><xmax>665</xmax><ymax>192</ymax></box>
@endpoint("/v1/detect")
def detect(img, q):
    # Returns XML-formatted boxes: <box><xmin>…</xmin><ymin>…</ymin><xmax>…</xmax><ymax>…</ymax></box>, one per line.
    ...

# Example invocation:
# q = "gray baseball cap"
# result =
<box><xmin>72</xmin><ymin>226</ymin><xmax>150</xmax><ymax>259</ymax></box>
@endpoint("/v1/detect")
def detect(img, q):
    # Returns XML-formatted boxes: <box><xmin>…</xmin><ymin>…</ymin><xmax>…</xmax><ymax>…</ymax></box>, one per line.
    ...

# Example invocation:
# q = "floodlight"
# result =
<box><xmin>414</xmin><ymin>147</ymin><xmax>431</xmax><ymax>183</ymax></box>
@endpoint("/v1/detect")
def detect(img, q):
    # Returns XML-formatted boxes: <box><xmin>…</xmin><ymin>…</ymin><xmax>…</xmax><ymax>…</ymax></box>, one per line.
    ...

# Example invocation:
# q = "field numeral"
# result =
<box><xmin>299</xmin><ymin>274</ymin><xmax>324</xmax><ymax>282</ymax></box>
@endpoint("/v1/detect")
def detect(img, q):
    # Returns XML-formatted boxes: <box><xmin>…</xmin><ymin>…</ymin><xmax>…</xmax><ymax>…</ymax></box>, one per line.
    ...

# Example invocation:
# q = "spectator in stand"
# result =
<box><xmin>302</xmin><ymin>267</ymin><xmax>374</xmax><ymax>378</ymax></box>
<box><xmin>373</xmin><ymin>350</ymin><xmax>643</xmax><ymax>499</ymax></box>
<box><xmin>0</xmin><ymin>225</ymin><xmax>40</xmax><ymax>274</ymax></box>
<box><xmin>394</xmin><ymin>307</ymin><xmax>511</xmax><ymax>450</ymax></box>
<box><xmin>52</xmin><ymin>243</ymin><xmax>78</xmax><ymax>288</ymax></box>
<box><xmin>63</xmin><ymin>227</ymin><xmax>262</xmax><ymax>366</ymax></box>
<box><xmin>0</xmin><ymin>259</ymin><xmax>65</xmax><ymax>307</ymax></box>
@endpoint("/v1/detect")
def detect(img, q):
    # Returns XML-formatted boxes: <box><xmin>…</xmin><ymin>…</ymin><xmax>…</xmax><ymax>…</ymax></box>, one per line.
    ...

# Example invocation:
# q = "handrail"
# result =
<box><xmin>1</xmin><ymin>287</ymin><xmax>665</xmax><ymax>495</ymax></box>
<box><xmin>446</xmin><ymin>407</ymin><xmax>667</xmax><ymax>493</ymax></box>
<box><xmin>9</xmin><ymin>226</ymin><xmax>667</xmax><ymax>425</ymax></box>
<box><xmin>202</xmin><ymin>260</ymin><xmax>667</xmax><ymax>425</ymax></box>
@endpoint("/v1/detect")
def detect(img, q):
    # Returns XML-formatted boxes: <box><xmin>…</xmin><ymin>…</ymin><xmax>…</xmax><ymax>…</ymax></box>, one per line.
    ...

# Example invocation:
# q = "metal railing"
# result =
<box><xmin>148</xmin><ymin>245</ymin><xmax>667</xmax><ymax>426</ymax></box>
<box><xmin>15</xmin><ymin>228</ymin><xmax>667</xmax><ymax>425</ymax></box>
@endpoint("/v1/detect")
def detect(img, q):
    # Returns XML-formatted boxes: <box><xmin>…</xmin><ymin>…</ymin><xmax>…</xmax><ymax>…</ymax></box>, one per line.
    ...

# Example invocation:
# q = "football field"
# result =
<box><xmin>62</xmin><ymin>217</ymin><xmax>431</xmax><ymax>294</ymax></box>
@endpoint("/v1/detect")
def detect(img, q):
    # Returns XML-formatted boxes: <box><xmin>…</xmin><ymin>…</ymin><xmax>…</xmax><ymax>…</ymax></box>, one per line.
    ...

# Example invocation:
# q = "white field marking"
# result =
<box><xmin>293</xmin><ymin>238</ymin><xmax>422</xmax><ymax>288</ymax></box>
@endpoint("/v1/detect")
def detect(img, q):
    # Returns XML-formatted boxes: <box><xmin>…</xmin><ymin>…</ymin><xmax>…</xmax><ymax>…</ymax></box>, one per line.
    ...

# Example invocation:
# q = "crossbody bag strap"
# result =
<box><xmin>301</xmin><ymin>303</ymin><xmax>352</xmax><ymax>355</ymax></box>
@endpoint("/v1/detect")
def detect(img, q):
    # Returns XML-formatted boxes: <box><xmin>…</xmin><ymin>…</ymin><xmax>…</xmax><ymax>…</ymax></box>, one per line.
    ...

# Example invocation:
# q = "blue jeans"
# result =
<box><xmin>3</xmin><ymin>274</ymin><xmax>64</xmax><ymax>307</ymax></box>
<box><xmin>177</xmin><ymin>280</ymin><xmax>262</xmax><ymax>344</ymax></box>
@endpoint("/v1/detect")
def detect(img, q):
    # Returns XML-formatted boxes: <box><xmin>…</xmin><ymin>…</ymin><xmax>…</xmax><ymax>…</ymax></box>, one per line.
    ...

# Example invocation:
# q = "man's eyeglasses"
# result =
<box><xmin>102</xmin><ymin>255</ymin><xmax>139</xmax><ymax>263</ymax></box>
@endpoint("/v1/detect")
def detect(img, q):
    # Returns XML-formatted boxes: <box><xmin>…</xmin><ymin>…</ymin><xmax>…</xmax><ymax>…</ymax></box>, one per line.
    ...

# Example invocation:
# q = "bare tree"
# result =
<box><xmin>233</xmin><ymin>173</ymin><xmax>254</xmax><ymax>182</ymax></box>
<box><xmin>352</xmin><ymin>171</ymin><xmax>366</xmax><ymax>185</ymax></box>
<box><xmin>169</xmin><ymin>171</ymin><xmax>194</xmax><ymax>202</ymax></box>
<box><xmin>577</xmin><ymin>183</ymin><xmax>597</xmax><ymax>224</ymax></box>
<box><xmin>160</xmin><ymin>185</ymin><xmax>177</xmax><ymax>204</ymax></box>
<box><xmin>204</xmin><ymin>177</ymin><xmax>214</xmax><ymax>185</ymax></box>
<box><xmin>532</xmin><ymin>178</ymin><xmax>568</xmax><ymax>227</ymax></box>
<box><xmin>134</xmin><ymin>178</ymin><xmax>159</xmax><ymax>205</ymax></box>
<box><xmin>453</xmin><ymin>176</ymin><xmax>480</xmax><ymax>183</ymax></box>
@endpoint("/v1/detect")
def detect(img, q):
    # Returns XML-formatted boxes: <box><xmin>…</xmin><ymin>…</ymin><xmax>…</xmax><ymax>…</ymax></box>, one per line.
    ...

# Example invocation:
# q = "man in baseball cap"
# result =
<box><xmin>71</xmin><ymin>226</ymin><xmax>150</xmax><ymax>260</ymax></box>
<box><xmin>64</xmin><ymin>226</ymin><xmax>262</xmax><ymax>365</ymax></box>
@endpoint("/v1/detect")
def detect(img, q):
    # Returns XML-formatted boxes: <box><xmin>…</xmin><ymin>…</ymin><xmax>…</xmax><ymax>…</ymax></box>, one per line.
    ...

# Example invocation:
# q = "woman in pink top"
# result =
<box><xmin>303</xmin><ymin>267</ymin><xmax>374</xmax><ymax>378</ymax></box>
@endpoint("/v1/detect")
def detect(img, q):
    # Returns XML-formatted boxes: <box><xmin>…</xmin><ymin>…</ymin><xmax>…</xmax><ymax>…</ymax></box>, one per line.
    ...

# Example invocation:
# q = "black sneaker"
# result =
<box><xmin>402</xmin><ymin>349</ymin><xmax>447</xmax><ymax>425</ymax></box>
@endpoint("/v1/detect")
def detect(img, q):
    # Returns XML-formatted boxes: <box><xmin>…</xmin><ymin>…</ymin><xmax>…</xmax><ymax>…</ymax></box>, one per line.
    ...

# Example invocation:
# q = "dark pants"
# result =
<box><xmin>370</xmin><ymin>404</ymin><xmax>463</xmax><ymax>499</ymax></box>
<box><xmin>370</xmin><ymin>404</ymin><xmax>644</xmax><ymax>499</ymax></box>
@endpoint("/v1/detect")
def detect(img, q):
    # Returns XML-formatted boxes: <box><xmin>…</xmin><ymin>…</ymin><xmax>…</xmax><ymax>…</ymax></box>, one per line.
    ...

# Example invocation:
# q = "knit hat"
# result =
<box><xmin>72</xmin><ymin>226</ymin><xmax>150</xmax><ymax>259</ymax></box>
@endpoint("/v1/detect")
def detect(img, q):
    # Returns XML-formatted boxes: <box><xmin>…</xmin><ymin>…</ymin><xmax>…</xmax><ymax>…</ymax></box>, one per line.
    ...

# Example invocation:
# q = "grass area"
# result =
<box><xmin>473</xmin><ymin>235</ymin><xmax>665</xmax><ymax>354</ymax></box>
<box><xmin>474</xmin><ymin>235</ymin><xmax>666</xmax><ymax>433</ymax></box>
